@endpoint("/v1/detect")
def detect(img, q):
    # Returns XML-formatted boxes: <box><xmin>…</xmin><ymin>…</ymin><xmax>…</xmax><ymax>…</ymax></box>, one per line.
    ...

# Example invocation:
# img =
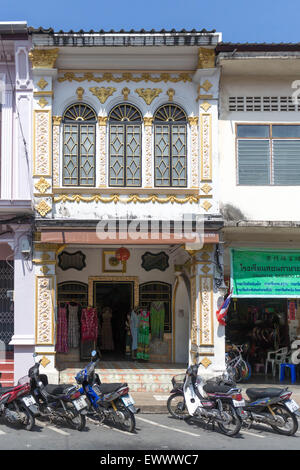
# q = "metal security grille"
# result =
<box><xmin>109</xmin><ymin>104</ymin><xmax>142</xmax><ymax>187</ymax></box>
<box><xmin>0</xmin><ymin>261</ymin><xmax>14</xmax><ymax>350</ymax></box>
<box><xmin>63</xmin><ymin>103</ymin><xmax>97</xmax><ymax>186</ymax></box>
<box><xmin>154</xmin><ymin>104</ymin><xmax>187</xmax><ymax>187</ymax></box>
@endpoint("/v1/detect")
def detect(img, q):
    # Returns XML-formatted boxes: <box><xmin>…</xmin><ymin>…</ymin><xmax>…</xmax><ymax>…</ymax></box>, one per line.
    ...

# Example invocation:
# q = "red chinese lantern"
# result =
<box><xmin>115</xmin><ymin>247</ymin><xmax>130</xmax><ymax>261</ymax></box>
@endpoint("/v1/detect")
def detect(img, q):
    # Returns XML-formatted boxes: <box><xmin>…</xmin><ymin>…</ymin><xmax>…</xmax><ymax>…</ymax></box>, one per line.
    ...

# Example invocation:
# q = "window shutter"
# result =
<box><xmin>273</xmin><ymin>140</ymin><xmax>300</xmax><ymax>185</ymax></box>
<box><xmin>238</xmin><ymin>139</ymin><xmax>270</xmax><ymax>185</ymax></box>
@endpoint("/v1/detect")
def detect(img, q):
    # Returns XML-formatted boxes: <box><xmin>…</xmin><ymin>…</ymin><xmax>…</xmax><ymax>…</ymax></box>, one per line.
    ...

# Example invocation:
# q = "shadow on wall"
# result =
<box><xmin>220</xmin><ymin>203</ymin><xmax>245</xmax><ymax>222</ymax></box>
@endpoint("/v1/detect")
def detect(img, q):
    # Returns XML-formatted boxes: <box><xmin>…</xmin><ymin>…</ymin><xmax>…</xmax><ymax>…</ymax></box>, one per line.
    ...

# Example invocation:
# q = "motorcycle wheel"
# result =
<box><xmin>18</xmin><ymin>404</ymin><xmax>35</xmax><ymax>431</ymax></box>
<box><xmin>167</xmin><ymin>392</ymin><xmax>188</xmax><ymax>420</ymax></box>
<box><xmin>217</xmin><ymin>403</ymin><xmax>242</xmax><ymax>437</ymax></box>
<box><xmin>270</xmin><ymin>403</ymin><xmax>299</xmax><ymax>436</ymax></box>
<box><xmin>116</xmin><ymin>403</ymin><xmax>136</xmax><ymax>433</ymax></box>
<box><xmin>66</xmin><ymin>404</ymin><xmax>86</xmax><ymax>431</ymax></box>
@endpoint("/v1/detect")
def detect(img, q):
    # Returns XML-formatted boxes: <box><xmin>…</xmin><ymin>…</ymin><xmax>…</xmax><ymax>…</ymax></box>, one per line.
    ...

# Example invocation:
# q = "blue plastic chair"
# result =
<box><xmin>279</xmin><ymin>363</ymin><xmax>297</xmax><ymax>384</ymax></box>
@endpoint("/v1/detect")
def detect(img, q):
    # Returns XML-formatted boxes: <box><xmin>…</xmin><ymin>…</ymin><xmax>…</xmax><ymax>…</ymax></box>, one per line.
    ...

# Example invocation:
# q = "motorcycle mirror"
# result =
<box><xmin>33</xmin><ymin>352</ymin><xmax>37</xmax><ymax>357</ymax></box>
<box><xmin>91</xmin><ymin>350</ymin><xmax>97</xmax><ymax>357</ymax></box>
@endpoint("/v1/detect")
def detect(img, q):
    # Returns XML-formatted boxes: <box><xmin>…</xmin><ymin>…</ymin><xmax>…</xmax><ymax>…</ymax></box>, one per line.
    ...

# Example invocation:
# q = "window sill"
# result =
<box><xmin>53</xmin><ymin>187</ymin><xmax>200</xmax><ymax>195</ymax></box>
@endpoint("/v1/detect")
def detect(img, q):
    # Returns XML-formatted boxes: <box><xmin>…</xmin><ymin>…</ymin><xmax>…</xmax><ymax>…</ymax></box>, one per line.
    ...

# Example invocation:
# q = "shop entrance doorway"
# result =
<box><xmin>93</xmin><ymin>281</ymin><xmax>134</xmax><ymax>360</ymax></box>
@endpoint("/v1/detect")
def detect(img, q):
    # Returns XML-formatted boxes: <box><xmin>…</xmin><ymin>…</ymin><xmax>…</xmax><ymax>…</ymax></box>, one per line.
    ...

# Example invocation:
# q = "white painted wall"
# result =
<box><xmin>219</xmin><ymin>75</ymin><xmax>300</xmax><ymax>221</ymax></box>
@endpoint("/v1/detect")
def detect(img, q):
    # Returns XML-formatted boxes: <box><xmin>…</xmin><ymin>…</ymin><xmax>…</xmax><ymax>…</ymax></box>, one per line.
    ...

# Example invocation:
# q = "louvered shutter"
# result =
<box><xmin>238</xmin><ymin>139</ymin><xmax>270</xmax><ymax>185</ymax></box>
<box><xmin>273</xmin><ymin>140</ymin><xmax>300</xmax><ymax>185</ymax></box>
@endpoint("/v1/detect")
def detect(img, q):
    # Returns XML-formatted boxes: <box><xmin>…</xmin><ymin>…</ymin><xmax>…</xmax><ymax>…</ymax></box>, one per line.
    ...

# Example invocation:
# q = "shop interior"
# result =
<box><xmin>225</xmin><ymin>298</ymin><xmax>291</xmax><ymax>375</ymax></box>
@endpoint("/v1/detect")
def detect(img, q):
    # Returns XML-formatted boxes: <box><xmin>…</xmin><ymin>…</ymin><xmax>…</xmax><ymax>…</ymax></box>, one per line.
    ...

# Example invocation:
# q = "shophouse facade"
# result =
<box><xmin>0</xmin><ymin>22</ymin><xmax>34</xmax><ymax>385</ymax></box>
<box><xmin>216</xmin><ymin>43</ymin><xmax>300</xmax><ymax>371</ymax></box>
<box><xmin>26</xmin><ymin>28</ymin><xmax>227</xmax><ymax>384</ymax></box>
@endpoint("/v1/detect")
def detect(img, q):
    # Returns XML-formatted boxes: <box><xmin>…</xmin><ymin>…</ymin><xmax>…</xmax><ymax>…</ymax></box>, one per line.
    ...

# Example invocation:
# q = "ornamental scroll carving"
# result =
<box><xmin>36</xmin><ymin>277</ymin><xmax>54</xmax><ymax>345</ymax></box>
<box><xmin>34</xmin><ymin>110</ymin><xmax>51</xmax><ymax>176</ymax></box>
<box><xmin>52</xmin><ymin>116</ymin><xmax>61</xmax><ymax>187</ymax></box>
<box><xmin>188</xmin><ymin>117</ymin><xmax>199</xmax><ymax>188</ymax></box>
<box><xmin>199</xmin><ymin>275</ymin><xmax>214</xmax><ymax>346</ymax></box>
<box><xmin>143</xmin><ymin>117</ymin><xmax>153</xmax><ymax>187</ymax></box>
<box><xmin>29</xmin><ymin>48</ymin><xmax>59</xmax><ymax>69</ymax></box>
<box><xmin>98</xmin><ymin>117</ymin><xmax>108</xmax><ymax>187</ymax></box>
<box><xmin>200</xmin><ymin>113</ymin><xmax>212</xmax><ymax>181</ymax></box>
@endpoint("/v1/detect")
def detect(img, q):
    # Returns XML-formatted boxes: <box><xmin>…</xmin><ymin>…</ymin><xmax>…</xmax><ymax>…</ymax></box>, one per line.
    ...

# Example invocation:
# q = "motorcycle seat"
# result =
<box><xmin>0</xmin><ymin>386</ymin><xmax>15</xmax><ymax>395</ymax></box>
<box><xmin>203</xmin><ymin>382</ymin><xmax>233</xmax><ymax>394</ymax></box>
<box><xmin>98</xmin><ymin>383</ymin><xmax>128</xmax><ymax>394</ymax></box>
<box><xmin>44</xmin><ymin>383</ymin><xmax>75</xmax><ymax>397</ymax></box>
<box><xmin>246</xmin><ymin>387</ymin><xmax>285</xmax><ymax>400</ymax></box>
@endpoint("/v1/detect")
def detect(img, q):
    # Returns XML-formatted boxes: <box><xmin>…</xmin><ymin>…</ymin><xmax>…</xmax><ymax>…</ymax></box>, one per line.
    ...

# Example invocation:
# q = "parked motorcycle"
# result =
<box><xmin>28</xmin><ymin>353</ymin><xmax>88</xmax><ymax>430</ymax></box>
<box><xmin>0</xmin><ymin>371</ymin><xmax>39</xmax><ymax>430</ymax></box>
<box><xmin>168</xmin><ymin>359</ymin><xmax>245</xmax><ymax>437</ymax></box>
<box><xmin>75</xmin><ymin>350</ymin><xmax>140</xmax><ymax>433</ymax></box>
<box><xmin>240</xmin><ymin>386</ymin><xmax>300</xmax><ymax>435</ymax></box>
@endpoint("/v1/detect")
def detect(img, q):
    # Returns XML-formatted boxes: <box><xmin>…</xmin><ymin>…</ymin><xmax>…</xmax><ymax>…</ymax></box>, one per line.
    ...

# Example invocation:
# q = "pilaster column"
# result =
<box><xmin>187</xmin><ymin>243</ymin><xmax>226</xmax><ymax>377</ymax></box>
<box><xmin>188</xmin><ymin>116</ymin><xmax>199</xmax><ymax>188</ymax></box>
<box><xmin>52</xmin><ymin>116</ymin><xmax>62</xmax><ymax>188</ymax></box>
<box><xmin>143</xmin><ymin>117</ymin><xmax>153</xmax><ymax>188</ymax></box>
<box><xmin>29</xmin><ymin>48</ymin><xmax>59</xmax><ymax>219</ymax></box>
<box><xmin>98</xmin><ymin>116</ymin><xmax>108</xmax><ymax>187</ymax></box>
<box><xmin>33</xmin><ymin>241</ymin><xmax>65</xmax><ymax>384</ymax></box>
<box><xmin>193</xmin><ymin>47</ymin><xmax>220</xmax><ymax>214</ymax></box>
<box><xmin>0</xmin><ymin>87</ymin><xmax>13</xmax><ymax>200</ymax></box>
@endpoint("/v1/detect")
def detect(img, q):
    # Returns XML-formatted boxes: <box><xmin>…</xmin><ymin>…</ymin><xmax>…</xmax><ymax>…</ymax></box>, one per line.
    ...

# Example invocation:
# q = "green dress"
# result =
<box><xmin>150</xmin><ymin>301</ymin><xmax>165</xmax><ymax>341</ymax></box>
<box><xmin>137</xmin><ymin>310</ymin><xmax>150</xmax><ymax>361</ymax></box>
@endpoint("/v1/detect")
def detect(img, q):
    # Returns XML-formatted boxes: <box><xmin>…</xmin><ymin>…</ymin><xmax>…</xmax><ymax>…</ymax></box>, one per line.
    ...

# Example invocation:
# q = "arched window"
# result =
<box><xmin>109</xmin><ymin>103</ymin><xmax>142</xmax><ymax>187</ymax></box>
<box><xmin>154</xmin><ymin>104</ymin><xmax>187</xmax><ymax>187</ymax></box>
<box><xmin>62</xmin><ymin>103</ymin><xmax>97</xmax><ymax>186</ymax></box>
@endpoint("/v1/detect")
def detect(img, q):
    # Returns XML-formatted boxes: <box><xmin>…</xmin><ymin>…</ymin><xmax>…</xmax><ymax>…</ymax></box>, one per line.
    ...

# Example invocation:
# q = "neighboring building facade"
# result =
<box><xmin>216</xmin><ymin>43</ymin><xmax>300</xmax><ymax>368</ymax></box>
<box><xmin>26</xmin><ymin>28</ymin><xmax>226</xmax><ymax>384</ymax></box>
<box><xmin>0</xmin><ymin>22</ymin><xmax>34</xmax><ymax>385</ymax></box>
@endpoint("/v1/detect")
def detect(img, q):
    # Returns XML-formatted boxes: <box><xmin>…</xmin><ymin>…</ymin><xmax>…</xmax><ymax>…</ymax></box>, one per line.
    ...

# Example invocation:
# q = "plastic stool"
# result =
<box><xmin>279</xmin><ymin>363</ymin><xmax>297</xmax><ymax>384</ymax></box>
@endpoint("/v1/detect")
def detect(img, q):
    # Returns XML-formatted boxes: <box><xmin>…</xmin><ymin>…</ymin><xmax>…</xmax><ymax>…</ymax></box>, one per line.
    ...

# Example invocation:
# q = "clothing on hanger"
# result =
<box><xmin>150</xmin><ymin>301</ymin><xmax>165</xmax><ymax>341</ymax></box>
<box><xmin>137</xmin><ymin>308</ymin><xmax>150</xmax><ymax>361</ymax></box>
<box><xmin>130</xmin><ymin>309</ymin><xmax>139</xmax><ymax>352</ymax></box>
<box><xmin>100</xmin><ymin>307</ymin><xmax>114</xmax><ymax>350</ymax></box>
<box><xmin>56</xmin><ymin>303</ymin><xmax>68</xmax><ymax>353</ymax></box>
<box><xmin>81</xmin><ymin>307</ymin><xmax>98</xmax><ymax>343</ymax></box>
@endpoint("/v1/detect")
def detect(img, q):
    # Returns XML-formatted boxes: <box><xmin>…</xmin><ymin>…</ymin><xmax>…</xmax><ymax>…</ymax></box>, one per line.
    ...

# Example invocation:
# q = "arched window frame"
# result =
<box><xmin>154</xmin><ymin>104</ymin><xmax>188</xmax><ymax>188</ymax></box>
<box><xmin>108</xmin><ymin>103</ymin><xmax>142</xmax><ymax>187</ymax></box>
<box><xmin>62</xmin><ymin>103</ymin><xmax>97</xmax><ymax>187</ymax></box>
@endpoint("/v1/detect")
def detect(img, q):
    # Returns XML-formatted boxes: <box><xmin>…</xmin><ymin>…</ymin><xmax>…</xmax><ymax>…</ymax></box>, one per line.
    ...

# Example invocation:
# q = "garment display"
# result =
<box><xmin>137</xmin><ymin>308</ymin><xmax>150</xmax><ymax>361</ymax></box>
<box><xmin>68</xmin><ymin>303</ymin><xmax>80</xmax><ymax>348</ymax></box>
<box><xmin>130</xmin><ymin>309</ymin><xmax>139</xmax><ymax>353</ymax></box>
<box><xmin>125</xmin><ymin>313</ymin><xmax>132</xmax><ymax>356</ymax></box>
<box><xmin>150</xmin><ymin>301</ymin><xmax>165</xmax><ymax>341</ymax></box>
<box><xmin>81</xmin><ymin>307</ymin><xmax>98</xmax><ymax>343</ymax></box>
<box><xmin>56</xmin><ymin>304</ymin><xmax>68</xmax><ymax>353</ymax></box>
<box><xmin>100</xmin><ymin>307</ymin><xmax>114</xmax><ymax>350</ymax></box>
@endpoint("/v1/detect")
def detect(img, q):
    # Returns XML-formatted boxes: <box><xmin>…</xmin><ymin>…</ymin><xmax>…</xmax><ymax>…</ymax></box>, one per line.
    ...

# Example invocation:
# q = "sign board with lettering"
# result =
<box><xmin>231</xmin><ymin>249</ymin><xmax>300</xmax><ymax>298</ymax></box>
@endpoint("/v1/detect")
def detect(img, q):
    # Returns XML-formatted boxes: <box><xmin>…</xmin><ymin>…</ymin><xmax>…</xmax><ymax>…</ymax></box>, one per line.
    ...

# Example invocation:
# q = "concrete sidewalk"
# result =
<box><xmin>132</xmin><ymin>380</ymin><xmax>300</xmax><ymax>413</ymax></box>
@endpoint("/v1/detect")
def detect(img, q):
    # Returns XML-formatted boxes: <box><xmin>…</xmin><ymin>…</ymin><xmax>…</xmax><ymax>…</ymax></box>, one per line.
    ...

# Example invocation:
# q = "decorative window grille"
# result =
<box><xmin>154</xmin><ymin>104</ymin><xmax>187</xmax><ymax>187</ymax></box>
<box><xmin>139</xmin><ymin>281</ymin><xmax>172</xmax><ymax>333</ymax></box>
<box><xmin>0</xmin><ymin>261</ymin><xmax>14</xmax><ymax>350</ymax></box>
<box><xmin>62</xmin><ymin>103</ymin><xmax>97</xmax><ymax>186</ymax></box>
<box><xmin>229</xmin><ymin>96</ymin><xmax>300</xmax><ymax>112</ymax></box>
<box><xmin>109</xmin><ymin>104</ymin><xmax>142</xmax><ymax>187</ymax></box>
<box><xmin>237</xmin><ymin>124</ymin><xmax>300</xmax><ymax>185</ymax></box>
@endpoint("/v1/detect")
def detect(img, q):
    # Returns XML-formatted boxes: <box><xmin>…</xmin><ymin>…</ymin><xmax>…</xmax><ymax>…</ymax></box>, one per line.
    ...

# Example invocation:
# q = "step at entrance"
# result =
<box><xmin>0</xmin><ymin>359</ymin><xmax>14</xmax><ymax>388</ymax></box>
<box><xmin>59</xmin><ymin>362</ymin><xmax>186</xmax><ymax>393</ymax></box>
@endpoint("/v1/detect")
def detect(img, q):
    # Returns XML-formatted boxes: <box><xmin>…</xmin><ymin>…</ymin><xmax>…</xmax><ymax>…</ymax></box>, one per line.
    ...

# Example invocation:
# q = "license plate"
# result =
<box><xmin>73</xmin><ymin>396</ymin><xmax>88</xmax><ymax>411</ymax></box>
<box><xmin>23</xmin><ymin>395</ymin><xmax>36</xmax><ymax>406</ymax></box>
<box><xmin>285</xmin><ymin>399</ymin><xmax>299</xmax><ymax>412</ymax></box>
<box><xmin>233</xmin><ymin>399</ymin><xmax>245</xmax><ymax>407</ymax></box>
<box><xmin>121</xmin><ymin>394</ymin><xmax>135</xmax><ymax>407</ymax></box>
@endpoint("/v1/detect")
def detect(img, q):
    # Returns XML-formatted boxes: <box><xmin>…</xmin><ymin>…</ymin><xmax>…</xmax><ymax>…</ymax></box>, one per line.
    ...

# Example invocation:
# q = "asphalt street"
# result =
<box><xmin>0</xmin><ymin>412</ymin><xmax>299</xmax><ymax>453</ymax></box>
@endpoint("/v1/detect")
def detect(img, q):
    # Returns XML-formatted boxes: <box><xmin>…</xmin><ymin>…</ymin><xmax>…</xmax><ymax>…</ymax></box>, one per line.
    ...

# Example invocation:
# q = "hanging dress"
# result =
<box><xmin>137</xmin><ymin>309</ymin><xmax>150</xmax><ymax>361</ymax></box>
<box><xmin>68</xmin><ymin>303</ymin><xmax>80</xmax><ymax>348</ymax></box>
<box><xmin>130</xmin><ymin>310</ymin><xmax>139</xmax><ymax>351</ymax></box>
<box><xmin>150</xmin><ymin>301</ymin><xmax>165</xmax><ymax>341</ymax></box>
<box><xmin>100</xmin><ymin>308</ymin><xmax>114</xmax><ymax>350</ymax></box>
<box><xmin>81</xmin><ymin>307</ymin><xmax>98</xmax><ymax>343</ymax></box>
<box><xmin>125</xmin><ymin>317</ymin><xmax>132</xmax><ymax>356</ymax></box>
<box><xmin>56</xmin><ymin>304</ymin><xmax>68</xmax><ymax>353</ymax></box>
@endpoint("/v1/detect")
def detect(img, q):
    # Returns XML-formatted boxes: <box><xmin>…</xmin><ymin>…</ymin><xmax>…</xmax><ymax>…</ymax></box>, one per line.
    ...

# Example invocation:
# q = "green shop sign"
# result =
<box><xmin>231</xmin><ymin>249</ymin><xmax>300</xmax><ymax>298</ymax></box>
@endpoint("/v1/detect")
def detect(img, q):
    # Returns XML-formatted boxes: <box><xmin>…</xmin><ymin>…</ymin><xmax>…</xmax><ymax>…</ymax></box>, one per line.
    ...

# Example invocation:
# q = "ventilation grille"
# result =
<box><xmin>229</xmin><ymin>96</ymin><xmax>300</xmax><ymax>112</ymax></box>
